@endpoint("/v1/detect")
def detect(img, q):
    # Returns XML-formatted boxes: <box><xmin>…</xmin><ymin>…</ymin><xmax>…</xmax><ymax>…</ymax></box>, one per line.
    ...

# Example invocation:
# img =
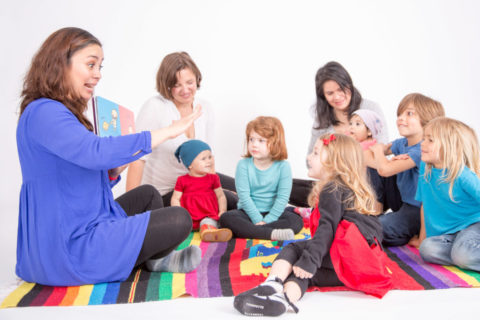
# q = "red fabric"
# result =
<box><xmin>308</xmin><ymin>205</ymin><xmax>321</xmax><ymax>236</ymax></box>
<box><xmin>174</xmin><ymin>174</ymin><xmax>221</xmax><ymax>229</ymax></box>
<box><xmin>329</xmin><ymin>220</ymin><xmax>393</xmax><ymax>298</ymax></box>
<box><xmin>308</xmin><ymin>206</ymin><xmax>393</xmax><ymax>298</ymax></box>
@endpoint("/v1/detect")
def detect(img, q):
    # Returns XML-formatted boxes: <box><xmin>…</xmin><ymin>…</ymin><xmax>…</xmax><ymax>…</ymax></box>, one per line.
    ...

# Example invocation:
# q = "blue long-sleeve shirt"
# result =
<box><xmin>235</xmin><ymin>157</ymin><xmax>292</xmax><ymax>224</ymax></box>
<box><xmin>16</xmin><ymin>98</ymin><xmax>152</xmax><ymax>286</ymax></box>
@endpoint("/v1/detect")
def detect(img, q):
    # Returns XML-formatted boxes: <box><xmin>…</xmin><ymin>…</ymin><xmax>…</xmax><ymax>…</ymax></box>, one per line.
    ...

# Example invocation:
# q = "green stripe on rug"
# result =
<box><xmin>458</xmin><ymin>267</ymin><xmax>480</xmax><ymax>283</ymax></box>
<box><xmin>176</xmin><ymin>232</ymin><xmax>194</xmax><ymax>250</ymax></box>
<box><xmin>158</xmin><ymin>272</ymin><xmax>173</xmax><ymax>300</ymax></box>
<box><xmin>145</xmin><ymin>271</ymin><xmax>161</xmax><ymax>301</ymax></box>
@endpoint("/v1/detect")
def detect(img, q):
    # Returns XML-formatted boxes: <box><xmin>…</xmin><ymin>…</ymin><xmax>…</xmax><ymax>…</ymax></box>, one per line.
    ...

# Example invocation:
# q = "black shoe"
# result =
<box><xmin>234</xmin><ymin>292</ymin><xmax>299</xmax><ymax>317</ymax></box>
<box><xmin>237</xmin><ymin>277</ymin><xmax>283</xmax><ymax>297</ymax></box>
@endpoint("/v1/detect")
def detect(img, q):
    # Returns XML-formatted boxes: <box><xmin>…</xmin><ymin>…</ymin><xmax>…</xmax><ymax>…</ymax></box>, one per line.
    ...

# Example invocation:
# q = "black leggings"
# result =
<box><xmin>219</xmin><ymin>208</ymin><xmax>303</xmax><ymax>240</ymax></box>
<box><xmin>276</xmin><ymin>241</ymin><xmax>343</xmax><ymax>298</ymax></box>
<box><xmin>115</xmin><ymin>185</ymin><xmax>193</xmax><ymax>267</ymax></box>
<box><xmin>289</xmin><ymin>178</ymin><xmax>315</xmax><ymax>208</ymax></box>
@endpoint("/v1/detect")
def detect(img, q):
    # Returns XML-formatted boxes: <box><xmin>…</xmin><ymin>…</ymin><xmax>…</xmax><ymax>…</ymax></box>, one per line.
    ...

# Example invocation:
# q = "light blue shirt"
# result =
<box><xmin>391</xmin><ymin>138</ymin><xmax>422</xmax><ymax>207</ymax></box>
<box><xmin>235</xmin><ymin>157</ymin><xmax>292</xmax><ymax>224</ymax></box>
<box><xmin>415</xmin><ymin>162</ymin><xmax>480</xmax><ymax>237</ymax></box>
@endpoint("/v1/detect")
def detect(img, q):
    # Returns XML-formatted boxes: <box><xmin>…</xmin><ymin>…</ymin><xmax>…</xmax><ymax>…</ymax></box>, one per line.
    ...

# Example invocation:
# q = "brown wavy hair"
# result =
<box><xmin>156</xmin><ymin>52</ymin><xmax>202</xmax><ymax>100</ymax></box>
<box><xmin>244</xmin><ymin>116</ymin><xmax>288</xmax><ymax>161</ymax></box>
<box><xmin>19</xmin><ymin>27</ymin><xmax>101</xmax><ymax>131</ymax></box>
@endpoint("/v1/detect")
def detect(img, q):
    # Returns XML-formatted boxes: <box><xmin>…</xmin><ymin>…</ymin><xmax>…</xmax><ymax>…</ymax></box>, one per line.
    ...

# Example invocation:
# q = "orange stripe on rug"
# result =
<box><xmin>59</xmin><ymin>286</ymin><xmax>80</xmax><ymax>306</ymax></box>
<box><xmin>128</xmin><ymin>269</ymin><xmax>142</xmax><ymax>303</ymax></box>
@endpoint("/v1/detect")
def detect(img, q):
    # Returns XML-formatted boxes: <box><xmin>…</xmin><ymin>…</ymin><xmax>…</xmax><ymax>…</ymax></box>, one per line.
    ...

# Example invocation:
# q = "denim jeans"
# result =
<box><xmin>378</xmin><ymin>203</ymin><xmax>420</xmax><ymax>246</ymax></box>
<box><xmin>419</xmin><ymin>222</ymin><xmax>480</xmax><ymax>272</ymax></box>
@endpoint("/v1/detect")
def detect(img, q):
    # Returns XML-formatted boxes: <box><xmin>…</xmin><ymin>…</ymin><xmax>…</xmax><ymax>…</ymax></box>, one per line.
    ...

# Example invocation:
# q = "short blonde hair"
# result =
<box><xmin>156</xmin><ymin>52</ymin><xmax>202</xmax><ymax>100</ymax></box>
<box><xmin>244</xmin><ymin>116</ymin><xmax>288</xmax><ymax>161</ymax></box>
<box><xmin>424</xmin><ymin>117</ymin><xmax>480</xmax><ymax>200</ymax></box>
<box><xmin>397</xmin><ymin>93</ymin><xmax>445</xmax><ymax>127</ymax></box>
<box><xmin>307</xmin><ymin>133</ymin><xmax>378</xmax><ymax>215</ymax></box>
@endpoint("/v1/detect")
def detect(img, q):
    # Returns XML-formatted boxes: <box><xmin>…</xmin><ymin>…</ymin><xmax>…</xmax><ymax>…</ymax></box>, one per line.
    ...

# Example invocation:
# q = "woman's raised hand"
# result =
<box><xmin>168</xmin><ymin>105</ymin><xmax>203</xmax><ymax>139</ymax></box>
<box><xmin>150</xmin><ymin>106</ymin><xmax>202</xmax><ymax>149</ymax></box>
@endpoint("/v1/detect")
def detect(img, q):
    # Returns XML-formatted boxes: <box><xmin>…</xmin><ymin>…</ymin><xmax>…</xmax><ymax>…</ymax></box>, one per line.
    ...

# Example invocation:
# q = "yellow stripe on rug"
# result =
<box><xmin>73</xmin><ymin>284</ymin><xmax>94</xmax><ymax>306</ymax></box>
<box><xmin>0</xmin><ymin>282</ymin><xmax>35</xmax><ymax>308</ymax></box>
<box><xmin>444</xmin><ymin>266</ymin><xmax>480</xmax><ymax>286</ymax></box>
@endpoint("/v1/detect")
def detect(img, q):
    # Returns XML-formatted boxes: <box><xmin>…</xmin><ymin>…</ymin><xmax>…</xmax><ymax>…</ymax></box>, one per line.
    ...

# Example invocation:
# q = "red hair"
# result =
<box><xmin>244</xmin><ymin>116</ymin><xmax>288</xmax><ymax>161</ymax></box>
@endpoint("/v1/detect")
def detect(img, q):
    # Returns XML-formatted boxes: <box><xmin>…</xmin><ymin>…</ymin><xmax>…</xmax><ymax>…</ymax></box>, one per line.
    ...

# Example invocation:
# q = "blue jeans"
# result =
<box><xmin>378</xmin><ymin>203</ymin><xmax>420</xmax><ymax>246</ymax></box>
<box><xmin>419</xmin><ymin>222</ymin><xmax>480</xmax><ymax>272</ymax></box>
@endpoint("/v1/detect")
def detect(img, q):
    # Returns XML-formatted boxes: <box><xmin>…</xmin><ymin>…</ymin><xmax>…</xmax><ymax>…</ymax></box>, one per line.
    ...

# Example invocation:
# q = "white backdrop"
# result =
<box><xmin>1</xmin><ymin>0</ymin><xmax>480</xmax><ymax>284</ymax></box>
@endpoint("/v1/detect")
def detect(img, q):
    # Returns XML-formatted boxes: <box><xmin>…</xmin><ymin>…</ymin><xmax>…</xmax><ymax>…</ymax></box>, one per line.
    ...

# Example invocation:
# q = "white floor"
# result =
<box><xmin>1</xmin><ymin>221</ymin><xmax>480</xmax><ymax>320</ymax></box>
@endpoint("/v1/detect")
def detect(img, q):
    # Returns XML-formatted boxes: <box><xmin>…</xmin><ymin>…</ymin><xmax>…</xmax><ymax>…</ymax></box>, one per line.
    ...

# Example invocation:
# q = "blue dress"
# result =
<box><xmin>16</xmin><ymin>98</ymin><xmax>152</xmax><ymax>286</ymax></box>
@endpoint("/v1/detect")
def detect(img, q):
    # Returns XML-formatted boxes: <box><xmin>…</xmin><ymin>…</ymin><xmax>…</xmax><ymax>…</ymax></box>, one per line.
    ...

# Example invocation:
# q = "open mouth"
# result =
<box><xmin>85</xmin><ymin>83</ymin><xmax>95</xmax><ymax>93</ymax></box>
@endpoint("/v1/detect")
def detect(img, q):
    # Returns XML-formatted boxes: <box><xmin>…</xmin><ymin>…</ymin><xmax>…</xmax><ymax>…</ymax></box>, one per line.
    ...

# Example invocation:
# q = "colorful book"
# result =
<box><xmin>91</xmin><ymin>96</ymin><xmax>135</xmax><ymax>137</ymax></box>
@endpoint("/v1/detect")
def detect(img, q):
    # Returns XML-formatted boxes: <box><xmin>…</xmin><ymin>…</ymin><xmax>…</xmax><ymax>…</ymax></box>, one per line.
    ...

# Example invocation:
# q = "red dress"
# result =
<box><xmin>174</xmin><ymin>173</ymin><xmax>221</xmax><ymax>229</ymax></box>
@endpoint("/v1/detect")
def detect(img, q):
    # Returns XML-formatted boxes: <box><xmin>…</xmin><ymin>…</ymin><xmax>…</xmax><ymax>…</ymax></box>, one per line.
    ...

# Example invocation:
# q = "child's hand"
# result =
<box><xmin>256</xmin><ymin>221</ymin><xmax>266</xmax><ymax>226</ymax></box>
<box><xmin>370</xmin><ymin>142</ymin><xmax>392</xmax><ymax>155</ymax></box>
<box><xmin>293</xmin><ymin>266</ymin><xmax>313</xmax><ymax>279</ymax></box>
<box><xmin>408</xmin><ymin>235</ymin><xmax>421</xmax><ymax>248</ymax></box>
<box><xmin>218</xmin><ymin>210</ymin><xmax>226</xmax><ymax>216</ymax></box>
<box><xmin>391</xmin><ymin>153</ymin><xmax>410</xmax><ymax>161</ymax></box>
<box><xmin>108</xmin><ymin>164</ymin><xmax>128</xmax><ymax>179</ymax></box>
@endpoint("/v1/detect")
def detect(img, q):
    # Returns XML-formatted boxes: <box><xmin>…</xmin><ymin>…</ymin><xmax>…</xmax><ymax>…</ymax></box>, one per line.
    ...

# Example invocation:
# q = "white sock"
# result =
<box><xmin>263</xmin><ymin>275</ymin><xmax>284</xmax><ymax>293</ymax></box>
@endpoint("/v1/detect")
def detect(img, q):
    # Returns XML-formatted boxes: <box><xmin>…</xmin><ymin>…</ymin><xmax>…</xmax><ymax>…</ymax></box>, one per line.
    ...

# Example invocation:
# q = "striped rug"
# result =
<box><xmin>2</xmin><ymin>229</ymin><xmax>480</xmax><ymax>308</ymax></box>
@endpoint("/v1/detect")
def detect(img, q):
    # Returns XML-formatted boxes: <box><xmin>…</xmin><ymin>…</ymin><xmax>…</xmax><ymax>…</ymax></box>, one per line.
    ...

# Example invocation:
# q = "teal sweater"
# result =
<box><xmin>235</xmin><ymin>157</ymin><xmax>292</xmax><ymax>224</ymax></box>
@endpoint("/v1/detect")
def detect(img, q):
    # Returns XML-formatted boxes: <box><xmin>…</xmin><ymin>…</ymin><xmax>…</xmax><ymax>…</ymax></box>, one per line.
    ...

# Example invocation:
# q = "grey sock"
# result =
<box><xmin>200</xmin><ymin>217</ymin><xmax>218</xmax><ymax>228</ymax></box>
<box><xmin>271</xmin><ymin>229</ymin><xmax>294</xmax><ymax>241</ymax></box>
<box><xmin>146</xmin><ymin>245</ymin><xmax>202</xmax><ymax>273</ymax></box>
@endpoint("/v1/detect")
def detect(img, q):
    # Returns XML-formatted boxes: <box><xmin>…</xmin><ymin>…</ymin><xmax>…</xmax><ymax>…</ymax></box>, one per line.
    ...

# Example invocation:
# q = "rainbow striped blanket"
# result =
<box><xmin>2</xmin><ymin>229</ymin><xmax>480</xmax><ymax>308</ymax></box>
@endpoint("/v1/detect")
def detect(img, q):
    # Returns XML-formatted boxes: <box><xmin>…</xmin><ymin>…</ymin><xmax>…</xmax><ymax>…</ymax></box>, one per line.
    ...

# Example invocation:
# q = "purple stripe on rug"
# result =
<box><xmin>390</xmin><ymin>246</ymin><xmax>448</xmax><ymax>289</ymax></box>
<box><xmin>207</xmin><ymin>241</ymin><xmax>228</xmax><ymax>297</ymax></box>
<box><xmin>401</xmin><ymin>246</ymin><xmax>461</xmax><ymax>288</ymax></box>
<box><xmin>196</xmin><ymin>242</ymin><xmax>217</xmax><ymax>297</ymax></box>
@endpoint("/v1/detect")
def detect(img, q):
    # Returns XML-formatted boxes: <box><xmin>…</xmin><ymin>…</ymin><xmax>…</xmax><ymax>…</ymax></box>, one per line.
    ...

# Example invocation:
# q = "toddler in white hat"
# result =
<box><xmin>348</xmin><ymin>109</ymin><xmax>385</xmax><ymax>150</ymax></box>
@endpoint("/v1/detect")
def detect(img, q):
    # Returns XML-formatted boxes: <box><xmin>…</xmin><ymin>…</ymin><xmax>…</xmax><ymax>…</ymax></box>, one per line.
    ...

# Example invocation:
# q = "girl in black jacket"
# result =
<box><xmin>234</xmin><ymin>134</ymin><xmax>387</xmax><ymax>316</ymax></box>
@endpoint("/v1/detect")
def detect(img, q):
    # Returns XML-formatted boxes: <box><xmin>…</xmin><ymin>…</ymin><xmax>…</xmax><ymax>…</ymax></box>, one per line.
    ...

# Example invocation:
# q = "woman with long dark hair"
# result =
<box><xmin>290</xmin><ymin>61</ymin><xmax>388</xmax><ymax>207</ymax></box>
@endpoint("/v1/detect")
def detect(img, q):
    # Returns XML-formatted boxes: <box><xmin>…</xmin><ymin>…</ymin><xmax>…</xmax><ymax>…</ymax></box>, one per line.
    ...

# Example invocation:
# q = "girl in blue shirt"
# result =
<box><xmin>409</xmin><ymin>117</ymin><xmax>480</xmax><ymax>272</ymax></box>
<box><xmin>16</xmin><ymin>28</ymin><xmax>202</xmax><ymax>286</ymax></box>
<box><xmin>220</xmin><ymin>116</ymin><xmax>303</xmax><ymax>240</ymax></box>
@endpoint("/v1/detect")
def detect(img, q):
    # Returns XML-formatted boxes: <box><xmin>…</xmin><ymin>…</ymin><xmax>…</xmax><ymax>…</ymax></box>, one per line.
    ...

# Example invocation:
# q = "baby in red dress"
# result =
<box><xmin>172</xmin><ymin>140</ymin><xmax>232</xmax><ymax>242</ymax></box>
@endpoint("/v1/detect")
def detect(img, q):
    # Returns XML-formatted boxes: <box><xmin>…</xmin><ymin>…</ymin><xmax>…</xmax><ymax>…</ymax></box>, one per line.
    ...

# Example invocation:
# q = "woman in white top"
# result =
<box><xmin>127</xmin><ymin>52</ymin><xmax>236</xmax><ymax>207</ymax></box>
<box><xmin>291</xmin><ymin>61</ymin><xmax>389</xmax><ymax>207</ymax></box>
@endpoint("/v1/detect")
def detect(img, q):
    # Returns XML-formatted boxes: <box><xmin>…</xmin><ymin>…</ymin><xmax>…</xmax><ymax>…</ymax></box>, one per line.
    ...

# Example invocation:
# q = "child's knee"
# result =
<box><xmin>419</xmin><ymin>238</ymin><xmax>440</xmax><ymax>262</ymax></box>
<box><xmin>451</xmin><ymin>240</ymin><xmax>480</xmax><ymax>270</ymax></box>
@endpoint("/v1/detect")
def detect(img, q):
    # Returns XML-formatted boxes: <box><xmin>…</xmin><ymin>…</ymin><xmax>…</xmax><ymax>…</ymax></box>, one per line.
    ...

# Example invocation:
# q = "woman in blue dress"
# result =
<box><xmin>16</xmin><ymin>27</ymin><xmax>202</xmax><ymax>286</ymax></box>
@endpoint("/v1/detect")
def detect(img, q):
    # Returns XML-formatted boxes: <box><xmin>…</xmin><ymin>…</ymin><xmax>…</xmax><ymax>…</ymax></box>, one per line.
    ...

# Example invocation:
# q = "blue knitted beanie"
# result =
<box><xmin>174</xmin><ymin>139</ymin><xmax>211</xmax><ymax>168</ymax></box>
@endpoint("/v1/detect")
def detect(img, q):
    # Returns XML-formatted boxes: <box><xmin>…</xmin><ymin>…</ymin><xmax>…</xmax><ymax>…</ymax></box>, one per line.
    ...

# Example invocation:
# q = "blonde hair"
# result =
<box><xmin>424</xmin><ymin>117</ymin><xmax>480</xmax><ymax>200</ymax></box>
<box><xmin>244</xmin><ymin>116</ymin><xmax>288</xmax><ymax>161</ymax></box>
<box><xmin>397</xmin><ymin>93</ymin><xmax>445</xmax><ymax>127</ymax></box>
<box><xmin>307</xmin><ymin>133</ymin><xmax>378</xmax><ymax>215</ymax></box>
